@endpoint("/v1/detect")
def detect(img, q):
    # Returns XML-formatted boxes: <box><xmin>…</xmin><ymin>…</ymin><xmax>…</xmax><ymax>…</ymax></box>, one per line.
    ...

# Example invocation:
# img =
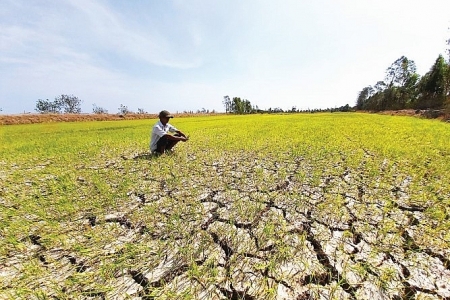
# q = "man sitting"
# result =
<box><xmin>150</xmin><ymin>110</ymin><xmax>188</xmax><ymax>155</ymax></box>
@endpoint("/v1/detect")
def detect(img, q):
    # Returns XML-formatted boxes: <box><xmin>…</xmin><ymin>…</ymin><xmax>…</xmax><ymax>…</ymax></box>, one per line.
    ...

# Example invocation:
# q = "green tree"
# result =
<box><xmin>385</xmin><ymin>56</ymin><xmax>417</xmax><ymax>88</ymax></box>
<box><xmin>232</xmin><ymin>97</ymin><xmax>243</xmax><ymax>114</ymax></box>
<box><xmin>416</xmin><ymin>55</ymin><xmax>448</xmax><ymax>109</ymax></box>
<box><xmin>383</xmin><ymin>56</ymin><xmax>419</xmax><ymax>110</ymax></box>
<box><xmin>118</xmin><ymin>104</ymin><xmax>131</xmax><ymax>115</ymax></box>
<box><xmin>35</xmin><ymin>98</ymin><xmax>60</xmax><ymax>113</ymax></box>
<box><xmin>55</xmin><ymin>94</ymin><xmax>82</xmax><ymax>113</ymax></box>
<box><xmin>374</xmin><ymin>81</ymin><xmax>387</xmax><ymax>93</ymax></box>
<box><xmin>223</xmin><ymin>96</ymin><xmax>256</xmax><ymax>114</ymax></box>
<box><xmin>445</xmin><ymin>35</ymin><xmax>450</xmax><ymax>114</ymax></box>
<box><xmin>92</xmin><ymin>104</ymin><xmax>108</xmax><ymax>114</ymax></box>
<box><xmin>227</xmin><ymin>97</ymin><xmax>254</xmax><ymax>114</ymax></box>
<box><xmin>243</xmin><ymin>99</ymin><xmax>252</xmax><ymax>113</ymax></box>
<box><xmin>36</xmin><ymin>95</ymin><xmax>82</xmax><ymax>114</ymax></box>
<box><xmin>398</xmin><ymin>73</ymin><xmax>420</xmax><ymax>109</ymax></box>
<box><xmin>356</xmin><ymin>86</ymin><xmax>373</xmax><ymax>110</ymax></box>
<box><xmin>223</xmin><ymin>95</ymin><xmax>231</xmax><ymax>113</ymax></box>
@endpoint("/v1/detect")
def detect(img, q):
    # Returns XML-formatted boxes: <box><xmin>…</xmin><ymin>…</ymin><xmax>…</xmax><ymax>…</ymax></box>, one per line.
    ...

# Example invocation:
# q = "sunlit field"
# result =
<box><xmin>1</xmin><ymin>113</ymin><xmax>449</xmax><ymax>299</ymax></box>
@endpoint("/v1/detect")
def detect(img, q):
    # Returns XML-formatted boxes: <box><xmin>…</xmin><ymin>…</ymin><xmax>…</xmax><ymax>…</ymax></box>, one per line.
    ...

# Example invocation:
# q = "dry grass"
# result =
<box><xmin>0</xmin><ymin>113</ymin><xmax>223</xmax><ymax>125</ymax></box>
<box><xmin>372</xmin><ymin>109</ymin><xmax>449</xmax><ymax>120</ymax></box>
<box><xmin>1</xmin><ymin>113</ymin><xmax>449</xmax><ymax>299</ymax></box>
<box><xmin>2</xmin><ymin>110</ymin><xmax>448</xmax><ymax>126</ymax></box>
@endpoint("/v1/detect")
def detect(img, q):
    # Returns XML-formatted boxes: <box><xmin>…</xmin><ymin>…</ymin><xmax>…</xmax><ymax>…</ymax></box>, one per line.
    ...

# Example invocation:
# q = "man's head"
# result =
<box><xmin>159</xmin><ymin>110</ymin><xmax>173</xmax><ymax>124</ymax></box>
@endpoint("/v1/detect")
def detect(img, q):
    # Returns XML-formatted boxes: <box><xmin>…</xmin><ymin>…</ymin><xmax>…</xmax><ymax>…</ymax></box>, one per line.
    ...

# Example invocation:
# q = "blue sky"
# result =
<box><xmin>1</xmin><ymin>0</ymin><xmax>449</xmax><ymax>114</ymax></box>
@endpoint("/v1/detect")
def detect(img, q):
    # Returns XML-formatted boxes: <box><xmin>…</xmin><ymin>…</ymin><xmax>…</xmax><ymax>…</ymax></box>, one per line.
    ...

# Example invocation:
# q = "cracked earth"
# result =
<box><xmin>1</xmin><ymin>150</ymin><xmax>449</xmax><ymax>299</ymax></box>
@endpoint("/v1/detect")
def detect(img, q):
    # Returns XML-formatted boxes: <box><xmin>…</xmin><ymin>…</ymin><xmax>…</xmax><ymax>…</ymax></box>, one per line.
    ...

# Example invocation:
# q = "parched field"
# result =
<box><xmin>0</xmin><ymin>113</ymin><xmax>449</xmax><ymax>299</ymax></box>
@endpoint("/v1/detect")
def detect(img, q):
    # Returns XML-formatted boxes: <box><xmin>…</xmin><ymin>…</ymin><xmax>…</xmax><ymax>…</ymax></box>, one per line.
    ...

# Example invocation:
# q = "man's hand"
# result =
<box><xmin>176</xmin><ymin>131</ymin><xmax>189</xmax><ymax>141</ymax></box>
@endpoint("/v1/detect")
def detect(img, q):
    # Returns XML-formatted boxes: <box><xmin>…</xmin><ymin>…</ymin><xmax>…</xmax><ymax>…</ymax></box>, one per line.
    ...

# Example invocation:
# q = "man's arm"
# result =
<box><xmin>175</xmin><ymin>130</ymin><xmax>188</xmax><ymax>139</ymax></box>
<box><xmin>164</xmin><ymin>132</ymin><xmax>188</xmax><ymax>141</ymax></box>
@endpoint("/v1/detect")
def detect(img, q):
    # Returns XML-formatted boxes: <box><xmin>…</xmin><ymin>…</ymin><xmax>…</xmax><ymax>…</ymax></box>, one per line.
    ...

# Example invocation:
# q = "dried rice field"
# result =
<box><xmin>1</xmin><ymin>113</ymin><xmax>449</xmax><ymax>299</ymax></box>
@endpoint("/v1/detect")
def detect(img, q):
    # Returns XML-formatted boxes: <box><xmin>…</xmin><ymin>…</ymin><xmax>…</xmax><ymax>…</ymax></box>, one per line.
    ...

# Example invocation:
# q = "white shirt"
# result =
<box><xmin>150</xmin><ymin>121</ymin><xmax>178</xmax><ymax>151</ymax></box>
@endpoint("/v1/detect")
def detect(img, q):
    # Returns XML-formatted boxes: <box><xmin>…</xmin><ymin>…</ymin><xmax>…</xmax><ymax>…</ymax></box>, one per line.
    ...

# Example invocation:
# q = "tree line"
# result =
<box><xmin>34</xmin><ymin>95</ymin><xmax>148</xmax><ymax>115</ymax></box>
<box><xmin>36</xmin><ymin>95</ymin><xmax>83</xmax><ymax>114</ymax></box>
<box><xmin>222</xmin><ymin>96</ymin><xmax>256</xmax><ymax>114</ymax></box>
<box><xmin>356</xmin><ymin>36</ymin><xmax>450</xmax><ymax>112</ymax></box>
<box><xmin>224</xmin><ymin>34</ymin><xmax>449</xmax><ymax>115</ymax></box>
<box><xmin>222</xmin><ymin>95</ymin><xmax>352</xmax><ymax>114</ymax></box>
<box><xmin>356</xmin><ymin>55</ymin><xmax>449</xmax><ymax>111</ymax></box>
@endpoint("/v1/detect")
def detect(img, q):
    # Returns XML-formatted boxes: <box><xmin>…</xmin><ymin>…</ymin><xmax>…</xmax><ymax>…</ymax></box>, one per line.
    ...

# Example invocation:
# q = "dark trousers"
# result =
<box><xmin>155</xmin><ymin>133</ymin><xmax>180</xmax><ymax>154</ymax></box>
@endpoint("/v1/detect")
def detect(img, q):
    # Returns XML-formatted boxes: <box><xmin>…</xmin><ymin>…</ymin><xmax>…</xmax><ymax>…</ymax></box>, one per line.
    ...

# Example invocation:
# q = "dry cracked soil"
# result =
<box><xmin>1</xmin><ymin>151</ymin><xmax>449</xmax><ymax>299</ymax></box>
